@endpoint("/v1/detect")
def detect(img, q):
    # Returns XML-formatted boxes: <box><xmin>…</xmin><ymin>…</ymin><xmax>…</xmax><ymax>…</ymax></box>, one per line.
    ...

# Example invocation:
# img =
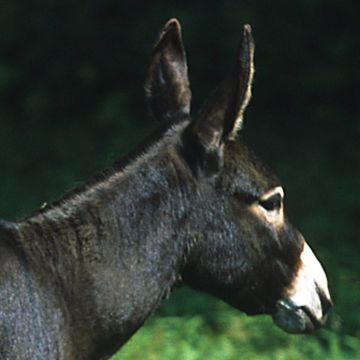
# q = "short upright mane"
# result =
<box><xmin>28</xmin><ymin>116</ymin><xmax>188</xmax><ymax>219</ymax></box>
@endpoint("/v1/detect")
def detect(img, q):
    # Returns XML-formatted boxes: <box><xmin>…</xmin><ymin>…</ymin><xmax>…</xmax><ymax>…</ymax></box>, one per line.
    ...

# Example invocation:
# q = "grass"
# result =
<box><xmin>112</xmin><ymin>288</ymin><xmax>360</xmax><ymax>360</ymax></box>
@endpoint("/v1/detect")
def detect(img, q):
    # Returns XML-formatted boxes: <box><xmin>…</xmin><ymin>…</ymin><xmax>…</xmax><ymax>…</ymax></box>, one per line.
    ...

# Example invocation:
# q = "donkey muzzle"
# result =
<box><xmin>272</xmin><ymin>241</ymin><xmax>332</xmax><ymax>333</ymax></box>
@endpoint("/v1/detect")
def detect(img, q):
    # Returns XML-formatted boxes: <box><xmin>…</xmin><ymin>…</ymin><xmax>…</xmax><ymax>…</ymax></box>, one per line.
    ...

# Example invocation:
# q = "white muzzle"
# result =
<box><xmin>272</xmin><ymin>241</ymin><xmax>332</xmax><ymax>333</ymax></box>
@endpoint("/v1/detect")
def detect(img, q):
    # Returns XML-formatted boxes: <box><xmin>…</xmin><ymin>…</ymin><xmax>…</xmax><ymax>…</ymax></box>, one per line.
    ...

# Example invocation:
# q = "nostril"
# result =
<box><xmin>317</xmin><ymin>288</ymin><xmax>333</xmax><ymax>316</ymax></box>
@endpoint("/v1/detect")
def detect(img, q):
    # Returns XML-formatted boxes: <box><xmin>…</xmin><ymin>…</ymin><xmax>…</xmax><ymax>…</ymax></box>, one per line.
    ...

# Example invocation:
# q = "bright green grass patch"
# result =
<box><xmin>112</xmin><ymin>289</ymin><xmax>359</xmax><ymax>360</ymax></box>
<box><xmin>114</xmin><ymin>315</ymin><xmax>359</xmax><ymax>360</ymax></box>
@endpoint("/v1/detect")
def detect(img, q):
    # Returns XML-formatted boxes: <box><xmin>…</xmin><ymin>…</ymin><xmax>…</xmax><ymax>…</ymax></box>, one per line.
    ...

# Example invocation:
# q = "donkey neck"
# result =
<box><xmin>18</xmin><ymin>122</ymin><xmax>190</xmax><ymax>268</ymax></box>
<box><xmin>14</xmin><ymin>129</ymin><xmax>193</xmax><ymax>355</ymax></box>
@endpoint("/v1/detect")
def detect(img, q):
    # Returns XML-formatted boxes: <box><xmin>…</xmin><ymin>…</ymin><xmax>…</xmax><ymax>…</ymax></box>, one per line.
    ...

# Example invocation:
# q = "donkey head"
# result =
<box><xmin>145</xmin><ymin>19</ymin><xmax>332</xmax><ymax>333</ymax></box>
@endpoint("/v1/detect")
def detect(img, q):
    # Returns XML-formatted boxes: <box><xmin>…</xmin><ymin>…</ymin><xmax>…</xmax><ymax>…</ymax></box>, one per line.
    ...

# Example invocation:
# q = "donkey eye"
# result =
<box><xmin>259</xmin><ymin>194</ymin><xmax>282</xmax><ymax>211</ymax></box>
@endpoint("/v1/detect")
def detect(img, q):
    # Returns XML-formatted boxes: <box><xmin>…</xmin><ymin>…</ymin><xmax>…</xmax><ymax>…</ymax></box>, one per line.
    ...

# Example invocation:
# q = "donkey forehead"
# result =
<box><xmin>221</xmin><ymin>138</ymin><xmax>281</xmax><ymax>197</ymax></box>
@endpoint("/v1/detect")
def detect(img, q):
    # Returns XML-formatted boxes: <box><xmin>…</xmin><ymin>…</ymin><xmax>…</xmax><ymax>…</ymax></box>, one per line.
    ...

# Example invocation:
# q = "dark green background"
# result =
<box><xmin>0</xmin><ymin>0</ymin><xmax>359</xmax><ymax>357</ymax></box>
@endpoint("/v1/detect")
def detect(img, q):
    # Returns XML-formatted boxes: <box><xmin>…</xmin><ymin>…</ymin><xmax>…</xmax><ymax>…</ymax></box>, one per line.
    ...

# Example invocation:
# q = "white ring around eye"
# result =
<box><xmin>259</xmin><ymin>186</ymin><xmax>284</xmax><ymax>202</ymax></box>
<box><xmin>249</xmin><ymin>186</ymin><xmax>285</xmax><ymax>228</ymax></box>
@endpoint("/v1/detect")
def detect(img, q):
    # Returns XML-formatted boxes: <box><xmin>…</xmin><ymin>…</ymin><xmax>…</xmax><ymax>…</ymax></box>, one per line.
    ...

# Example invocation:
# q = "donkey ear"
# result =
<box><xmin>186</xmin><ymin>25</ymin><xmax>254</xmax><ymax>156</ymax></box>
<box><xmin>145</xmin><ymin>19</ymin><xmax>191</xmax><ymax>123</ymax></box>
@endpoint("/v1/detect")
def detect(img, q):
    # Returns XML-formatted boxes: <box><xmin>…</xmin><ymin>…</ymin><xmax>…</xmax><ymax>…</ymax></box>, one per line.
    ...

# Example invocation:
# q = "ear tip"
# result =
<box><xmin>152</xmin><ymin>18</ymin><xmax>183</xmax><ymax>53</ymax></box>
<box><xmin>243</xmin><ymin>24</ymin><xmax>252</xmax><ymax>33</ymax></box>
<box><xmin>241</xmin><ymin>24</ymin><xmax>255</xmax><ymax>54</ymax></box>
<box><xmin>243</xmin><ymin>24</ymin><xmax>254</xmax><ymax>42</ymax></box>
<box><xmin>163</xmin><ymin>18</ymin><xmax>182</xmax><ymax>33</ymax></box>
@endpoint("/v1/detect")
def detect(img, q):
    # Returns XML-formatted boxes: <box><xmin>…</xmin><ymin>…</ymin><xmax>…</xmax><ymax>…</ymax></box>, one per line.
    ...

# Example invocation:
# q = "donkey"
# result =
<box><xmin>0</xmin><ymin>19</ymin><xmax>331</xmax><ymax>359</ymax></box>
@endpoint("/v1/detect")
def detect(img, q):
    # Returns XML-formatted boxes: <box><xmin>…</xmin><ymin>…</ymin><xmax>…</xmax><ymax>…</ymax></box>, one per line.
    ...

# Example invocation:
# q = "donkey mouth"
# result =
<box><xmin>271</xmin><ymin>299</ymin><xmax>326</xmax><ymax>334</ymax></box>
<box><xmin>270</xmin><ymin>240</ymin><xmax>332</xmax><ymax>334</ymax></box>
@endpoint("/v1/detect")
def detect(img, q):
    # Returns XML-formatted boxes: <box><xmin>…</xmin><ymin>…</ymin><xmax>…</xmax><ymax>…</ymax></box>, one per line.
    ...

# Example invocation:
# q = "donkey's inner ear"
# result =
<box><xmin>186</xmin><ymin>25</ymin><xmax>254</xmax><ymax>149</ymax></box>
<box><xmin>145</xmin><ymin>19</ymin><xmax>191</xmax><ymax>124</ymax></box>
<box><xmin>181</xmin><ymin>25</ymin><xmax>255</xmax><ymax>176</ymax></box>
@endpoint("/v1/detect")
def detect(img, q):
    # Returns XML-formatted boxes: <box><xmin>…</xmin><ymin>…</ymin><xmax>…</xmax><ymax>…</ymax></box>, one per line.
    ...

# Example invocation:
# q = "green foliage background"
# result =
<box><xmin>0</xmin><ymin>1</ymin><xmax>358</xmax><ymax>358</ymax></box>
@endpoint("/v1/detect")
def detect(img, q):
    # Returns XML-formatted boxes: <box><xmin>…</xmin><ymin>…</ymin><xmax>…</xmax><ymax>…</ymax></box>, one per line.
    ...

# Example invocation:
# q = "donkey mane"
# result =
<box><xmin>30</xmin><ymin>116</ymin><xmax>188</xmax><ymax>220</ymax></box>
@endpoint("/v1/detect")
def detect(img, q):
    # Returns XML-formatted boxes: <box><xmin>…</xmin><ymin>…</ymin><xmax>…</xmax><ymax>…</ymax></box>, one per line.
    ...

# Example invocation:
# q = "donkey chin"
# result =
<box><xmin>272</xmin><ymin>240</ymin><xmax>332</xmax><ymax>333</ymax></box>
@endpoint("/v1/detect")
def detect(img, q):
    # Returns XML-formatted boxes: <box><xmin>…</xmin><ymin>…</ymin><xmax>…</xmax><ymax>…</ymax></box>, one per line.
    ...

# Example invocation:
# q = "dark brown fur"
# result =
<box><xmin>0</xmin><ymin>20</ymin><xmax>305</xmax><ymax>359</ymax></box>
